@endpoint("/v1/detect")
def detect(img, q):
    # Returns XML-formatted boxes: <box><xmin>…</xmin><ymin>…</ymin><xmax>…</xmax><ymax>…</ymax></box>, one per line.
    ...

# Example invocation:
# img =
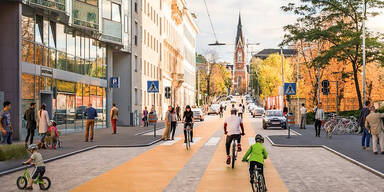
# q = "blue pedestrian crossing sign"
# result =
<box><xmin>147</xmin><ymin>81</ymin><xmax>159</xmax><ymax>93</ymax></box>
<box><xmin>284</xmin><ymin>83</ymin><xmax>296</xmax><ymax>95</ymax></box>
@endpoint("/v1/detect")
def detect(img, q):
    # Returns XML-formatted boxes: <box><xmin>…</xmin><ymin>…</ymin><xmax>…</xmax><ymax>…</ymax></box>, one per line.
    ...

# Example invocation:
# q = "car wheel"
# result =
<box><xmin>283</xmin><ymin>126</ymin><xmax>287</xmax><ymax>129</ymax></box>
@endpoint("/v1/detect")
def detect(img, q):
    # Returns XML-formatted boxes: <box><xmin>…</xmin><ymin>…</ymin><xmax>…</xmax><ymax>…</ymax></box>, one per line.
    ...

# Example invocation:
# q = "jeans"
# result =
<box><xmin>361</xmin><ymin>128</ymin><xmax>371</xmax><ymax>147</ymax></box>
<box><xmin>1</xmin><ymin>131</ymin><xmax>12</xmax><ymax>144</ymax></box>
<box><xmin>314</xmin><ymin>120</ymin><xmax>322</xmax><ymax>137</ymax></box>
<box><xmin>225</xmin><ymin>134</ymin><xmax>241</xmax><ymax>155</ymax></box>
<box><xmin>170</xmin><ymin>121</ymin><xmax>177</xmax><ymax>139</ymax></box>
<box><xmin>25</xmin><ymin>128</ymin><xmax>35</xmax><ymax>145</ymax></box>
<box><xmin>40</xmin><ymin>133</ymin><xmax>47</xmax><ymax>143</ymax></box>
<box><xmin>184</xmin><ymin>122</ymin><xmax>194</xmax><ymax>142</ymax></box>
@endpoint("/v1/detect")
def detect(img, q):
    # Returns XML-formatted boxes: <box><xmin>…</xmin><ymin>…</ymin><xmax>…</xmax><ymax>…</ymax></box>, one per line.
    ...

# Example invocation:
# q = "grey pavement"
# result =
<box><xmin>0</xmin><ymin>122</ymin><xmax>165</xmax><ymax>175</ymax></box>
<box><xmin>268</xmin><ymin>124</ymin><xmax>384</xmax><ymax>175</ymax></box>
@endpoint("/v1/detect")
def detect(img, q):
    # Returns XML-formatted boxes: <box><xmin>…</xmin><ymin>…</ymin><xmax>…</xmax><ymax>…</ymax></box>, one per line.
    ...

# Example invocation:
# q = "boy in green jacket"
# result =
<box><xmin>242</xmin><ymin>134</ymin><xmax>268</xmax><ymax>187</ymax></box>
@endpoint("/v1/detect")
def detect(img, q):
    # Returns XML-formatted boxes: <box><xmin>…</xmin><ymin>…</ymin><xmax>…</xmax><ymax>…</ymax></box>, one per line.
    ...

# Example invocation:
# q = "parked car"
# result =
<box><xmin>230</xmin><ymin>98</ymin><xmax>236</xmax><ymax>103</ymax></box>
<box><xmin>53</xmin><ymin>109</ymin><xmax>75</xmax><ymax>125</ymax></box>
<box><xmin>192</xmin><ymin>108</ymin><xmax>205</xmax><ymax>121</ymax></box>
<box><xmin>262</xmin><ymin>110</ymin><xmax>287</xmax><ymax>129</ymax></box>
<box><xmin>252</xmin><ymin>107</ymin><xmax>265</xmax><ymax>117</ymax></box>
<box><xmin>96</xmin><ymin>108</ymin><xmax>106</xmax><ymax>121</ymax></box>
<box><xmin>208</xmin><ymin>104</ymin><xmax>220</xmax><ymax>115</ymax></box>
<box><xmin>76</xmin><ymin>106</ymin><xmax>87</xmax><ymax>119</ymax></box>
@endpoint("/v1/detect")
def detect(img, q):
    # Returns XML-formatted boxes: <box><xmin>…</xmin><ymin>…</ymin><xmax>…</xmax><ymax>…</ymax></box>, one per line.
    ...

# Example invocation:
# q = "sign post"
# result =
<box><xmin>284</xmin><ymin>83</ymin><xmax>297</xmax><ymax>138</ymax></box>
<box><xmin>147</xmin><ymin>81</ymin><xmax>159</xmax><ymax>138</ymax></box>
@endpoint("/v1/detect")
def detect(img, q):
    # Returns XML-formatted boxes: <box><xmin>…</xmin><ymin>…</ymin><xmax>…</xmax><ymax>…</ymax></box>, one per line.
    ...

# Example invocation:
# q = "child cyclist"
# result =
<box><xmin>242</xmin><ymin>134</ymin><xmax>268</xmax><ymax>189</ymax></box>
<box><xmin>23</xmin><ymin>144</ymin><xmax>46</xmax><ymax>190</ymax></box>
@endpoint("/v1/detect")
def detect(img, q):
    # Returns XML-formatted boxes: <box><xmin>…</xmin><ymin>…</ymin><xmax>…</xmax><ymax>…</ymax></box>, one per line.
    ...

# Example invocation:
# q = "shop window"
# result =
<box><xmin>22</xmin><ymin>40</ymin><xmax>34</xmax><ymax>64</ymax></box>
<box><xmin>22</xmin><ymin>15</ymin><xmax>34</xmax><ymax>41</ymax></box>
<box><xmin>112</xmin><ymin>3</ymin><xmax>121</xmax><ymax>22</ymax></box>
<box><xmin>35</xmin><ymin>44</ymin><xmax>43</xmax><ymax>65</ymax></box>
<box><xmin>22</xmin><ymin>74</ymin><xmax>35</xmax><ymax>100</ymax></box>
<box><xmin>43</xmin><ymin>47</ymin><xmax>49</xmax><ymax>67</ymax></box>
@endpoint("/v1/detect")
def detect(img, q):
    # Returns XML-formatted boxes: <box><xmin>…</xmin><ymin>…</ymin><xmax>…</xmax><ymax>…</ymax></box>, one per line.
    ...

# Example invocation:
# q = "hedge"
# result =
<box><xmin>0</xmin><ymin>144</ymin><xmax>29</xmax><ymax>161</ymax></box>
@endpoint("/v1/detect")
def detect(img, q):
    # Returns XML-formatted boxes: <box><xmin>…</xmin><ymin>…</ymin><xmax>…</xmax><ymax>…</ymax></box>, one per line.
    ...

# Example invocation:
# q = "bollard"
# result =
<box><xmin>288</xmin><ymin>124</ymin><xmax>291</xmax><ymax>138</ymax></box>
<box><xmin>154</xmin><ymin>123</ymin><xmax>156</xmax><ymax>138</ymax></box>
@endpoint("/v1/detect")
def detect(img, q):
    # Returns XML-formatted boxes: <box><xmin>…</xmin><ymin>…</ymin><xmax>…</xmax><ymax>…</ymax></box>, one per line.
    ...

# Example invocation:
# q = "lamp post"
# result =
<box><xmin>362</xmin><ymin>0</ymin><xmax>367</xmax><ymax>105</ymax></box>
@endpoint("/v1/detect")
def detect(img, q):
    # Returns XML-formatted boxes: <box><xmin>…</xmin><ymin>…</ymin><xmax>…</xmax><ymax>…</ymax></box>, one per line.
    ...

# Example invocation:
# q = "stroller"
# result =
<box><xmin>44</xmin><ymin>120</ymin><xmax>62</xmax><ymax>149</ymax></box>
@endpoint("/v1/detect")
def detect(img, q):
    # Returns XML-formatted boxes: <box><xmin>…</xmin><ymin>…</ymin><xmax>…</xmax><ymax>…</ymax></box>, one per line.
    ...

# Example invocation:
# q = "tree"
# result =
<box><xmin>282</xmin><ymin>0</ymin><xmax>384</xmax><ymax>109</ymax></box>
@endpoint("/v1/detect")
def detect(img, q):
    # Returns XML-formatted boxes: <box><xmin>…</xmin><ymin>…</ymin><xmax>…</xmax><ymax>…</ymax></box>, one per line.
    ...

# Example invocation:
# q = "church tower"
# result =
<box><xmin>233</xmin><ymin>13</ymin><xmax>248</xmax><ymax>94</ymax></box>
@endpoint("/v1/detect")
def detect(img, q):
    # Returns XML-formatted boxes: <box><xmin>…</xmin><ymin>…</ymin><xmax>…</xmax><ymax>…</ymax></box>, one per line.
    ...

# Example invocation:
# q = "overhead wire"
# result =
<box><xmin>203</xmin><ymin>0</ymin><xmax>219</xmax><ymax>42</ymax></box>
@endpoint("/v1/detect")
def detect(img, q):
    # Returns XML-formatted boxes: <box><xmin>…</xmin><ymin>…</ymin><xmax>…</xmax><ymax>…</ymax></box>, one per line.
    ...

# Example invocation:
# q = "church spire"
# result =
<box><xmin>235</xmin><ymin>12</ymin><xmax>243</xmax><ymax>46</ymax></box>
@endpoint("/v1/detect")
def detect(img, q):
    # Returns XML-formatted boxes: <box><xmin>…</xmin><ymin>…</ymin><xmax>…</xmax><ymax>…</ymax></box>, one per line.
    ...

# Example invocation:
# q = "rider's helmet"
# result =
<box><xmin>255</xmin><ymin>134</ymin><xmax>264</xmax><ymax>143</ymax></box>
<box><xmin>27</xmin><ymin>144</ymin><xmax>38</xmax><ymax>151</ymax></box>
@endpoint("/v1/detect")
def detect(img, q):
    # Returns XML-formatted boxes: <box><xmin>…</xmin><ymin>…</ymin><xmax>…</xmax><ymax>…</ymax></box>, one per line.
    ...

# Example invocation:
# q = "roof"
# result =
<box><xmin>253</xmin><ymin>49</ymin><xmax>297</xmax><ymax>60</ymax></box>
<box><xmin>196</xmin><ymin>54</ymin><xmax>207</xmax><ymax>64</ymax></box>
<box><xmin>235</xmin><ymin>13</ymin><xmax>243</xmax><ymax>46</ymax></box>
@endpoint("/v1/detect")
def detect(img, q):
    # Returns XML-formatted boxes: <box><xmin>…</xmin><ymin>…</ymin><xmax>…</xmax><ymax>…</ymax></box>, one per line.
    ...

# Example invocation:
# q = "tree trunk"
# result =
<box><xmin>352</xmin><ymin>61</ymin><xmax>363</xmax><ymax>109</ymax></box>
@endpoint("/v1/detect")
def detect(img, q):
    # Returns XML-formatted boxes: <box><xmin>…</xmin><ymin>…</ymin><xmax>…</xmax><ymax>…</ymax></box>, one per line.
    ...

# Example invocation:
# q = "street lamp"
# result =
<box><xmin>208</xmin><ymin>41</ymin><xmax>226</xmax><ymax>46</ymax></box>
<box><xmin>362</xmin><ymin>0</ymin><xmax>367</xmax><ymax>105</ymax></box>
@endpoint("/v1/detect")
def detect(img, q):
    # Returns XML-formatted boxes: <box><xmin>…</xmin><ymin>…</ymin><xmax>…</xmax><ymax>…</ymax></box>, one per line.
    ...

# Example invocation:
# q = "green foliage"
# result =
<box><xmin>0</xmin><ymin>144</ymin><xmax>29</xmax><ymax>161</ymax></box>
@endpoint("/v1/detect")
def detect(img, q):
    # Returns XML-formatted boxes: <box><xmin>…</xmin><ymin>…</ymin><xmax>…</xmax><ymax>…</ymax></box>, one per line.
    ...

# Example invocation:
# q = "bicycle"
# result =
<box><xmin>243</xmin><ymin>161</ymin><xmax>266</xmax><ymax>192</ymax></box>
<box><xmin>185</xmin><ymin>122</ymin><xmax>193</xmax><ymax>150</ymax></box>
<box><xmin>231</xmin><ymin>139</ymin><xmax>238</xmax><ymax>169</ymax></box>
<box><xmin>17</xmin><ymin>165</ymin><xmax>51</xmax><ymax>190</ymax></box>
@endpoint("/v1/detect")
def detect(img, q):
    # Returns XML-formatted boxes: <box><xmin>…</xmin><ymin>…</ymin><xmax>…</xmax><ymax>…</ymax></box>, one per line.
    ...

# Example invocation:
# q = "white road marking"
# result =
<box><xmin>161</xmin><ymin>138</ymin><xmax>182</xmax><ymax>145</ymax></box>
<box><xmin>205</xmin><ymin>137</ymin><xmax>221</xmax><ymax>146</ymax></box>
<box><xmin>248</xmin><ymin>137</ymin><xmax>255</xmax><ymax>145</ymax></box>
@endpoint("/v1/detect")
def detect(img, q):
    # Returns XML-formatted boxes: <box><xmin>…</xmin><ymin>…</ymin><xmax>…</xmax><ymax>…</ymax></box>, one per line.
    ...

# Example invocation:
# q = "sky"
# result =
<box><xmin>186</xmin><ymin>0</ymin><xmax>384</xmax><ymax>63</ymax></box>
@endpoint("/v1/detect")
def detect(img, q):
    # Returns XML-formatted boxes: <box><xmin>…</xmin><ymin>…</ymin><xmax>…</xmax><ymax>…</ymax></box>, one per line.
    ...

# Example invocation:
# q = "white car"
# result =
<box><xmin>230</xmin><ymin>98</ymin><xmax>236</xmax><ymax>103</ymax></box>
<box><xmin>252</xmin><ymin>107</ymin><xmax>265</xmax><ymax>117</ymax></box>
<box><xmin>208</xmin><ymin>104</ymin><xmax>220</xmax><ymax>115</ymax></box>
<box><xmin>192</xmin><ymin>108</ymin><xmax>205</xmax><ymax>121</ymax></box>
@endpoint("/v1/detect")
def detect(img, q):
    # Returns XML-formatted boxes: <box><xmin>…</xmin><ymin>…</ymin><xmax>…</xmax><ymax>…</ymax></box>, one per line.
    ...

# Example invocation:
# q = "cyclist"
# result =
<box><xmin>242</xmin><ymin>134</ymin><xmax>268</xmax><ymax>189</ymax></box>
<box><xmin>182</xmin><ymin>105</ymin><xmax>194</xmax><ymax>143</ymax></box>
<box><xmin>23</xmin><ymin>144</ymin><xmax>46</xmax><ymax>190</ymax></box>
<box><xmin>219</xmin><ymin>104</ymin><xmax>224</xmax><ymax>118</ymax></box>
<box><xmin>238</xmin><ymin>104</ymin><xmax>244</xmax><ymax>119</ymax></box>
<box><xmin>231</xmin><ymin>104</ymin><xmax>237</xmax><ymax>113</ymax></box>
<box><xmin>224</xmin><ymin>109</ymin><xmax>245</xmax><ymax>164</ymax></box>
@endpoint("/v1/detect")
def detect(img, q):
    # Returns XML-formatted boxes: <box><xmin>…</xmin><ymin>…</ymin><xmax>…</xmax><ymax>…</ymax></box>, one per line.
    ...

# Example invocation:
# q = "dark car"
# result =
<box><xmin>262</xmin><ymin>110</ymin><xmax>287</xmax><ymax>129</ymax></box>
<box><xmin>76</xmin><ymin>106</ymin><xmax>87</xmax><ymax>119</ymax></box>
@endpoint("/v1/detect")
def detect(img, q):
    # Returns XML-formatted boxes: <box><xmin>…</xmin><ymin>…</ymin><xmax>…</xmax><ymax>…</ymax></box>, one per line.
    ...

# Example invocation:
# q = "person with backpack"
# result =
<box><xmin>359</xmin><ymin>101</ymin><xmax>372</xmax><ymax>150</ymax></box>
<box><xmin>24</xmin><ymin>103</ymin><xmax>36</xmax><ymax>147</ymax></box>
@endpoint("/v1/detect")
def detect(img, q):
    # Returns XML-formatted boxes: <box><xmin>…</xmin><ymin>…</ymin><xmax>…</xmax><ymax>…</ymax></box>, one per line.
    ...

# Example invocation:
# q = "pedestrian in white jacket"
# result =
<box><xmin>37</xmin><ymin>104</ymin><xmax>50</xmax><ymax>149</ymax></box>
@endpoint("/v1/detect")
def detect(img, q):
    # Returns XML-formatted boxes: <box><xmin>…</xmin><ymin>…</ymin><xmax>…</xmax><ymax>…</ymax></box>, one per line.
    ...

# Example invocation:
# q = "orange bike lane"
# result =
<box><xmin>196</xmin><ymin>116</ymin><xmax>288</xmax><ymax>192</ymax></box>
<box><xmin>70</xmin><ymin>118</ymin><xmax>223</xmax><ymax>192</ymax></box>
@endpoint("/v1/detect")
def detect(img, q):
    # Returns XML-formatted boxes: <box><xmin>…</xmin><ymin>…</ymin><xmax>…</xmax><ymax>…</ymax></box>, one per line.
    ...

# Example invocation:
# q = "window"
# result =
<box><xmin>103</xmin><ymin>0</ymin><xmax>111</xmax><ymax>20</ymax></box>
<box><xmin>144</xmin><ymin>29</ymin><xmax>146</xmax><ymax>45</ymax></box>
<box><xmin>134</xmin><ymin>55</ymin><xmax>138</xmax><ymax>72</ymax></box>
<box><xmin>134</xmin><ymin>88</ymin><xmax>138</xmax><ymax>105</ymax></box>
<box><xmin>112</xmin><ymin>3</ymin><xmax>121</xmax><ymax>22</ymax></box>
<box><xmin>134</xmin><ymin>0</ymin><xmax>138</xmax><ymax>13</ymax></box>
<box><xmin>134</xmin><ymin>21</ymin><xmax>138</xmax><ymax>45</ymax></box>
<box><xmin>124</xmin><ymin>15</ymin><xmax>128</xmax><ymax>33</ymax></box>
<box><xmin>49</xmin><ymin>22</ymin><xmax>56</xmax><ymax>48</ymax></box>
<box><xmin>35</xmin><ymin>15</ymin><xmax>43</xmax><ymax>44</ymax></box>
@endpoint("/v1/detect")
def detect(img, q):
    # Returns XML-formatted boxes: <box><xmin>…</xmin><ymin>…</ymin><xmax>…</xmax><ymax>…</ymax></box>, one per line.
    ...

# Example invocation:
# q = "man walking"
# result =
<box><xmin>84</xmin><ymin>103</ymin><xmax>97</xmax><ymax>142</ymax></box>
<box><xmin>143</xmin><ymin>107</ymin><xmax>149</xmax><ymax>127</ymax></box>
<box><xmin>300</xmin><ymin>103</ymin><xmax>307</xmax><ymax>129</ymax></box>
<box><xmin>176</xmin><ymin>105</ymin><xmax>181</xmax><ymax>121</ymax></box>
<box><xmin>313</xmin><ymin>102</ymin><xmax>325</xmax><ymax>137</ymax></box>
<box><xmin>110</xmin><ymin>103</ymin><xmax>119</xmax><ymax>134</ymax></box>
<box><xmin>0</xmin><ymin>101</ymin><xmax>13</xmax><ymax>144</ymax></box>
<box><xmin>162</xmin><ymin>106</ymin><xmax>172</xmax><ymax>140</ymax></box>
<box><xmin>359</xmin><ymin>101</ymin><xmax>371</xmax><ymax>150</ymax></box>
<box><xmin>365</xmin><ymin>106</ymin><xmax>384</xmax><ymax>155</ymax></box>
<box><xmin>24</xmin><ymin>103</ymin><xmax>36</xmax><ymax>146</ymax></box>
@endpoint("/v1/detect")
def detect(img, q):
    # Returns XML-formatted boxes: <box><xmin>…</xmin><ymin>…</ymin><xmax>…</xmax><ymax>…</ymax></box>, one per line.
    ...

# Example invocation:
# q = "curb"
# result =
<box><xmin>266</xmin><ymin>136</ymin><xmax>384</xmax><ymax>179</ymax></box>
<box><xmin>135</xmin><ymin>126</ymin><xmax>165</xmax><ymax>136</ymax></box>
<box><xmin>0</xmin><ymin>138</ymin><xmax>162</xmax><ymax>177</ymax></box>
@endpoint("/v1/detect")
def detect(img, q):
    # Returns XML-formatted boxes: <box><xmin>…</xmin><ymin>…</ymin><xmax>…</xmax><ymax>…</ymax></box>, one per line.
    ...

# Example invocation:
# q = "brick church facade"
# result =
<box><xmin>232</xmin><ymin>14</ymin><xmax>248</xmax><ymax>94</ymax></box>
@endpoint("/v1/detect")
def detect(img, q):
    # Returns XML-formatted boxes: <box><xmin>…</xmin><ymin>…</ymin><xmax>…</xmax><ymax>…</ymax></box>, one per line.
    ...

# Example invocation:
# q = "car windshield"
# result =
<box><xmin>266</xmin><ymin>111</ymin><xmax>282</xmax><ymax>116</ymax></box>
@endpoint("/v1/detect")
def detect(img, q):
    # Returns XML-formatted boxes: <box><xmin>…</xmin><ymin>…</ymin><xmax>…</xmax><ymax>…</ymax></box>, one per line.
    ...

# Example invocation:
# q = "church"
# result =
<box><xmin>232</xmin><ymin>13</ymin><xmax>248</xmax><ymax>94</ymax></box>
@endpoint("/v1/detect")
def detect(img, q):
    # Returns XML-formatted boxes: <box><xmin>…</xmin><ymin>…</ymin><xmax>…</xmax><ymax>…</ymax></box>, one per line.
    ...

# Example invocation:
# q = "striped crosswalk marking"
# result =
<box><xmin>205</xmin><ymin>137</ymin><xmax>221</xmax><ymax>146</ymax></box>
<box><xmin>190</xmin><ymin>137</ymin><xmax>201</xmax><ymax>145</ymax></box>
<box><xmin>161</xmin><ymin>138</ymin><xmax>182</xmax><ymax>145</ymax></box>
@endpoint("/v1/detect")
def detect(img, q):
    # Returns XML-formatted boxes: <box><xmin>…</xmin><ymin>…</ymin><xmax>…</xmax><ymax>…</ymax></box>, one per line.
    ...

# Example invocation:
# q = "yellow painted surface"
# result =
<box><xmin>70</xmin><ymin>119</ymin><xmax>222</xmax><ymax>192</ymax></box>
<box><xmin>196</xmin><ymin>118</ymin><xmax>288</xmax><ymax>192</ymax></box>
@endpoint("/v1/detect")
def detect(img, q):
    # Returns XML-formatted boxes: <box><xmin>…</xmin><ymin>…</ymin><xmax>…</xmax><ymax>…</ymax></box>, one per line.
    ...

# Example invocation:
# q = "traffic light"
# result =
<box><xmin>321</xmin><ymin>80</ymin><xmax>330</xmax><ymax>95</ymax></box>
<box><xmin>165</xmin><ymin>87</ymin><xmax>171</xmax><ymax>99</ymax></box>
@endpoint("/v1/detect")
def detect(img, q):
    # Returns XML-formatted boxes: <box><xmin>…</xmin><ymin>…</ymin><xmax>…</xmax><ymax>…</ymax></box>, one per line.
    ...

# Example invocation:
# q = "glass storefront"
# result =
<box><xmin>20</xmin><ymin>7</ymin><xmax>108</xmax><ymax>139</ymax></box>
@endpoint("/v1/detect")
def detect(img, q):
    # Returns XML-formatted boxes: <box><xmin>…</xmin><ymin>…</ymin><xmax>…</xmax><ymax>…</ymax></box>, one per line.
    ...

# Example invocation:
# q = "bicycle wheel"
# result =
<box><xmin>16</xmin><ymin>176</ymin><xmax>27</xmax><ymax>189</ymax></box>
<box><xmin>231</xmin><ymin>141</ymin><xmax>236</xmax><ymax>169</ymax></box>
<box><xmin>39</xmin><ymin>176</ymin><xmax>51</xmax><ymax>190</ymax></box>
<box><xmin>251</xmin><ymin>172</ymin><xmax>257</xmax><ymax>192</ymax></box>
<box><xmin>258</xmin><ymin>174</ymin><xmax>266</xmax><ymax>192</ymax></box>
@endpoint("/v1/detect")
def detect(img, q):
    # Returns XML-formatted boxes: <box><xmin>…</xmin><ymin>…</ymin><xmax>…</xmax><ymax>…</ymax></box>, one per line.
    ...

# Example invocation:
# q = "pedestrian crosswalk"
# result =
<box><xmin>205</xmin><ymin>137</ymin><xmax>221</xmax><ymax>146</ymax></box>
<box><xmin>160</xmin><ymin>138</ymin><xmax>182</xmax><ymax>145</ymax></box>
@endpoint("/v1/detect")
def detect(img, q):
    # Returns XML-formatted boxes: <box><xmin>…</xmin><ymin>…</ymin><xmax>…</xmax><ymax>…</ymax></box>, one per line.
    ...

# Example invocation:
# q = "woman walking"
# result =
<box><xmin>170</xmin><ymin>107</ymin><xmax>178</xmax><ymax>140</ymax></box>
<box><xmin>37</xmin><ymin>104</ymin><xmax>50</xmax><ymax>149</ymax></box>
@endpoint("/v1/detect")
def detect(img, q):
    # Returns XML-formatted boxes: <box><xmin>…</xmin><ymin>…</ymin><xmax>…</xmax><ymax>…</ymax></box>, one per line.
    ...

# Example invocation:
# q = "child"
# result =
<box><xmin>23</xmin><ymin>144</ymin><xmax>46</xmax><ymax>190</ymax></box>
<box><xmin>242</xmin><ymin>134</ymin><xmax>268</xmax><ymax>188</ymax></box>
<box><xmin>48</xmin><ymin>120</ymin><xmax>59</xmax><ymax>149</ymax></box>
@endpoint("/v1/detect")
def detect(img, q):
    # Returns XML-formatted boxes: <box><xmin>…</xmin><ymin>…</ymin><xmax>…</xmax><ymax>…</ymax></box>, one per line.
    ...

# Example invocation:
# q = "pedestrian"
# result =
<box><xmin>313</xmin><ymin>102</ymin><xmax>325</xmax><ymax>137</ymax></box>
<box><xmin>142</xmin><ymin>107</ymin><xmax>148</xmax><ymax>127</ymax></box>
<box><xmin>283</xmin><ymin>105</ymin><xmax>288</xmax><ymax>117</ymax></box>
<box><xmin>300</xmin><ymin>103</ymin><xmax>307</xmax><ymax>129</ymax></box>
<box><xmin>219</xmin><ymin>104</ymin><xmax>224</xmax><ymax>118</ymax></box>
<box><xmin>110</xmin><ymin>103</ymin><xmax>119</xmax><ymax>134</ymax></box>
<box><xmin>359</xmin><ymin>101</ymin><xmax>371</xmax><ymax>150</ymax></box>
<box><xmin>170</xmin><ymin>107</ymin><xmax>178</xmax><ymax>140</ymax></box>
<box><xmin>176</xmin><ymin>105</ymin><xmax>181</xmax><ymax>121</ymax></box>
<box><xmin>84</xmin><ymin>103</ymin><xmax>98</xmax><ymax>142</ymax></box>
<box><xmin>0</xmin><ymin>101</ymin><xmax>13</xmax><ymax>144</ymax></box>
<box><xmin>24</xmin><ymin>102</ymin><xmax>37</xmax><ymax>147</ymax></box>
<box><xmin>365</xmin><ymin>106</ymin><xmax>384</xmax><ymax>155</ymax></box>
<box><xmin>238</xmin><ymin>104</ymin><xmax>243</xmax><ymax>119</ymax></box>
<box><xmin>162</xmin><ymin>106</ymin><xmax>172</xmax><ymax>140</ymax></box>
<box><xmin>37</xmin><ymin>104</ymin><xmax>50</xmax><ymax>148</ymax></box>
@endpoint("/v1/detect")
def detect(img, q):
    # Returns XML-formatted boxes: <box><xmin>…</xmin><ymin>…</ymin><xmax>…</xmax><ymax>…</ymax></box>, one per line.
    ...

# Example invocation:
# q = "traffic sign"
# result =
<box><xmin>322</xmin><ymin>80</ymin><xmax>330</xmax><ymax>88</ymax></box>
<box><xmin>147</xmin><ymin>81</ymin><xmax>159</xmax><ymax>93</ymax></box>
<box><xmin>165</xmin><ymin>86</ymin><xmax>171</xmax><ymax>99</ymax></box>
<box><xmin>284</xmin><ymin>83</ymin><xmax>296</xmax><ymax>95</ymax></box>
<box><xmin>110</xmin><ymin>77</ymin><xmax>120</xmax><ymax>88</ymax></box>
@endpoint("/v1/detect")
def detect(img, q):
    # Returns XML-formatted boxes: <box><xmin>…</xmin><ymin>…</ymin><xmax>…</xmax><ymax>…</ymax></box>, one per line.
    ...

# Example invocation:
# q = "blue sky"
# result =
<box><xmin>187</xmin><ymin>0</ymin><xmax>384</xmax><ymax>63</ymax></box>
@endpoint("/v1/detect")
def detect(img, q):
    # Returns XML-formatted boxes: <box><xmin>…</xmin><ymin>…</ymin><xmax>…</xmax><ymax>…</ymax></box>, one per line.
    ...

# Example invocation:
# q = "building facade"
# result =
<box><xmin>0</xmin><ymin>0</ymin><xmax>139</xmax><ymax>140</ymax></box>
<box><xmin>233</xmin><ymin>14</ymin><xmax>248</xmax><ymax>94</ymax></box>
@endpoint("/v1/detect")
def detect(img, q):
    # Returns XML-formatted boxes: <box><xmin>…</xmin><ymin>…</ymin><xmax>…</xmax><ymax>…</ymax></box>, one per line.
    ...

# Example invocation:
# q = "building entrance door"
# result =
<box><xmin>41</xmin><ymin>93</ymin><xmax>52</xmax><ymax>118</ymax></box>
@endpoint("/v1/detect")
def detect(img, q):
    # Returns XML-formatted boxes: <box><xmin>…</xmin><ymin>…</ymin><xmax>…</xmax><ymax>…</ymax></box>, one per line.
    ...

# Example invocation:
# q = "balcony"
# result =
<box><xmin>27</xmin><ymin>0</ymin><xmax>66</xmax><ymax>12</ymax></box>
<box><xmin>72</xmin><ymin>0</ymin><xmax>99</xmax><ymax>31</ymax></box>
<box><xmin>171</xmin><ymin>73</ymin><xmax>184</xmax><ymax>88</ymax></box>
<box><xmin>101</xmin><ymin>19</ymin><xmax>122</xmax><ymax>44</ymax></box>
<box><xmin>171</xmin><ymin>0</ymin><xmax>183</xmax><ymax>25</ymax></box>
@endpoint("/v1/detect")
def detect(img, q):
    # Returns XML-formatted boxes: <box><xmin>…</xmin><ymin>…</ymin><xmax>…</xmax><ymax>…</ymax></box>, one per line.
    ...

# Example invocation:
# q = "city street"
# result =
<box><xmin>1</xmin><ymin>112</ymin><xmax>383</xmax><ymax>192</ymax></box>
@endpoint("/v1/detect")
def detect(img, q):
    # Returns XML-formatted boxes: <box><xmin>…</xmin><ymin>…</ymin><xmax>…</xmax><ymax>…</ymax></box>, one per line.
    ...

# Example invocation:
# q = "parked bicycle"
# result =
<box><xmin>323</xmin><ymin>114</ymin><xmax>360</xmax><ymax>138</ymax></box>
<box><xmin>17</xmin><ymin>165</ymin><xmax>51</xmax><ymax>190</ymax></box>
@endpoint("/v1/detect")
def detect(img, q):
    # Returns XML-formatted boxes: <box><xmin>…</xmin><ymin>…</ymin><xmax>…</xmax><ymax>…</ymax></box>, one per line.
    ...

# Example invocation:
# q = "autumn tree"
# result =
<box><xmin>282</xmin><ymin>0</ymin><xmax>384</xmax><ymax>109</ymax></box>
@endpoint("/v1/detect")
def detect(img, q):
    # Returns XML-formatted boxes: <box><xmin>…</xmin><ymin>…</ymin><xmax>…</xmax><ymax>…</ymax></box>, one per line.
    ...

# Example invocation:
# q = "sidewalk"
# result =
<box><xmin>268</xmin><ymin>124</ymin><xmax>384</xmax><ymax>176</ymax></box>
<box><xmin>0</xmin><ymin>122</ymin><xmax>165</xmax><ymax>176</ymax></box>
